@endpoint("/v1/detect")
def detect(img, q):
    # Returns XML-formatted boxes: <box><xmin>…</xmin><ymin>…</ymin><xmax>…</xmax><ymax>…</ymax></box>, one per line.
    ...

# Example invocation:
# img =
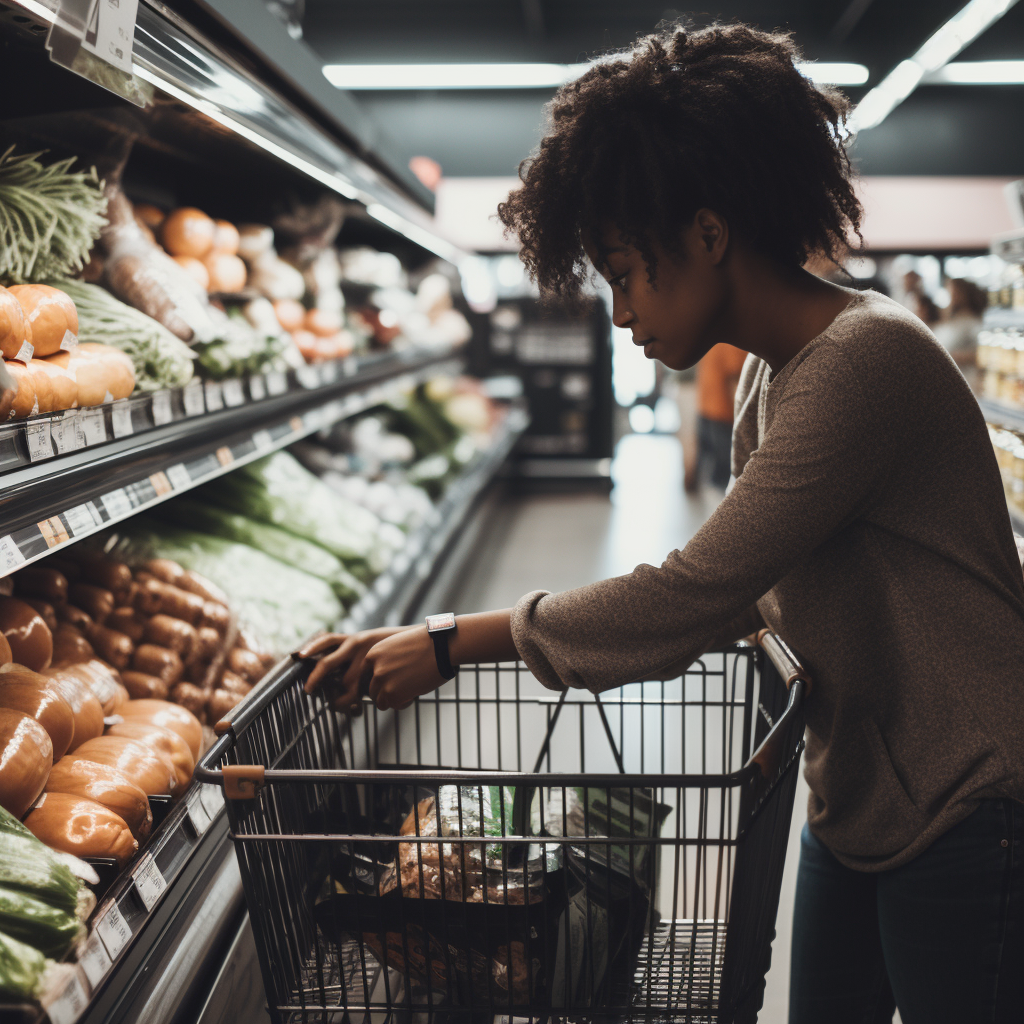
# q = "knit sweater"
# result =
<box><xmin>511</xmin><ymin>288</ymin><xmax>1024</xmax><ymax>871</ymax></box>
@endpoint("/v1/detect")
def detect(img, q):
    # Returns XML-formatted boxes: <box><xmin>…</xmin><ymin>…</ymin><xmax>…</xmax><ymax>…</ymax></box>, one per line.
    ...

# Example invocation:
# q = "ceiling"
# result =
<box><xmin>301</xmin><ymin>0</ymin><xmax>1024</xmax><ymax>178</ymax></box>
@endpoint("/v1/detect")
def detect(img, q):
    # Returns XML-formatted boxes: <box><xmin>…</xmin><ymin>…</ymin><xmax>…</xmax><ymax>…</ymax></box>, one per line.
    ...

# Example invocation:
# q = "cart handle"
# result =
<box><xmin>757</xmin><ymin>629</ymin><xmax>812</xmax><ymax>696</ymax></box>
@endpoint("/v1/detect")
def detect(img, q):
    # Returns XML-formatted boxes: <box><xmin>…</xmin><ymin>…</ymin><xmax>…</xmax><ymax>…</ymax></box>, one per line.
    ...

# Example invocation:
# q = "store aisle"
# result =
<box><xmin>455</xmin><ymin>432</ymin><xmax>812</xmax><ymax>1023</ymax></box>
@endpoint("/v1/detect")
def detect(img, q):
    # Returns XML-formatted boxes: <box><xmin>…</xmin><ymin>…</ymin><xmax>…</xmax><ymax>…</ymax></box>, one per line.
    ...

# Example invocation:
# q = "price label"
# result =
<box><xmin>79</xmin><ymin>931</ymin><xmax>112</xmax><ymax>988</ymax></box>
<box><xmin>101</xmin><ymin>488</ymin><xmax>134</xmax><ymax>520</ymax></box>
<box><xmin>80</xmin><ymin>0</ymin><xmax>140</xmax><ymax>75</ymax></box>
<box><xmin>248</xmin><ymin>374</ymin><xmax>266</xmax><ymax>401</ymax></box>
<box><xmin>266</xmin><ymin>370</ymin><xmax>287</xmax><ymax>396</ymax></box>
<box><xmin>44</xmin><ymin>969</ymin><xmax>88</xmax><ymax>1024</ymax></box>
<box><xmin>215</xmin><ymin>446</ymin><xmax>234</xmax><ymax>467</ymax></box>
<box><xmin>25</xmin><ymin>421</ymin><xmax>53</xmax><ymax>462</ymax></box>
<box><xmin>186</xmin><ymin>790</ymin><xmax>211</xmax><ymax>834</ymax></box>
<box><xmin>132</xmin><ymin>853</ymin><xmax>167</xmax><ymax>911</ymax></box>
<box><xmin>51</xmin><ymin>414</ymin><xmax>81</xmax><ymax>455</ymax></box>
<box><xmin>222</xmin><ymin>378</ymin><xmax>245</xmax><ymax>407</ymax></box>
<box><xmin>152</xmin><ymin>390</ymin><xmax>173</xmax><ymax>425</ymax></box>
<box><xmin>252</xmin><ymin>429</ymin><xmax>273</xmax><ymax>452</ymax></box>
<box><xmin>166</xmin><ymin>463</ymin><xmax>191</xmax><ymax>491</ymax></box>
<box><xmin>111</xmin><ymin>401</ymin><xmax>133</xmax><ymax>438</ymax></box>
<box><xmin>64</xmin><ymin>504</ymin><xmax>100</xmax><ymax>537</ymax></box>
<box><xmin>38</xmin><ymin>517</ymin><xmax>69</xmax><ymax>548</ymax></box>
<box><xmin>200</xmin><ymin>784</ymin><xmax>225</xmax><ymax>819</ymax></box>
<box><xmin>79</xmin><ymin>409</ymin><xmax>107</xmax><ymax>446</ymax></box>
<box><xmin>148</xmin><ymin>471</ymin><xmax>172</xmax><ymax>497</ymax></box>
<box><xmin>204</xmin><ymin>381</ymin><xmax>224</xmax><ymax>412</ymax></box>
<box><xmin>182</xmin><ymin>381</ymin><xmax>205</xmax><ymax>417</ymax></box>
<box><xmin>96</xmin><ymin>901</ymin><xmax>131</xmax><ymax>959</ymax></box>
<box><xmin>0</xmin><ymin>535</ymin><xmax>26</xmax><ymax>572</ymax></box>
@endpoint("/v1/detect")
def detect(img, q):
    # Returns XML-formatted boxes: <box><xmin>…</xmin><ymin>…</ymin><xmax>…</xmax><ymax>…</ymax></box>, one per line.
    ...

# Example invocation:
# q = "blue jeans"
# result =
<box><xmin>789</xmin><ymin>800</ymin><xmax>1023</xmax><ymax>1024</ymax></box>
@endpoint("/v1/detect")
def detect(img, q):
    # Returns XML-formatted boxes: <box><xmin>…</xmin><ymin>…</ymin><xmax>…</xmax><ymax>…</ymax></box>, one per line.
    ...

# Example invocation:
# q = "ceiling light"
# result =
<box><xmin>850</xmin><ymin>0</ymin><xmax>1020</xmax><ymax>131</ymax></box>
<box><xmin>798</xmin><ymin>63</ymin><xmax>869</xmax><ymax>85</ymax></box>
<box><xmin>928</xmin><ymin>60</ymin><xmax>1024</xmax><ymax>82</ymax></box>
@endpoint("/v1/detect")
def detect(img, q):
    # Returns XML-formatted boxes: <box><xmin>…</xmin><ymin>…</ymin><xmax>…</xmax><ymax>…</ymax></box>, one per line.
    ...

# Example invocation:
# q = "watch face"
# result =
<box><xmin>425</xmin><ymin>612</ymin><xmax>456</xmax><ymax>632</ymax></box>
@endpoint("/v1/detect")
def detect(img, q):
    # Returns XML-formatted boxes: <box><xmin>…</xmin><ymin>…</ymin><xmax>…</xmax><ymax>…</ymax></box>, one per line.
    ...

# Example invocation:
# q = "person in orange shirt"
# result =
<box><xmin>685</xmin><ymin>342</ymin><xmax>748</xmax><ymax>491</ymax></box>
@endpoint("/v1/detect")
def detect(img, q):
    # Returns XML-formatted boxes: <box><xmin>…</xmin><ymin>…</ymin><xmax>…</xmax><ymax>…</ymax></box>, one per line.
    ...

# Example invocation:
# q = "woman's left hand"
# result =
<box><xmin>364</xmin><ymin>626</ymin><xmax>447</xmax><ymax>710</ymax></box>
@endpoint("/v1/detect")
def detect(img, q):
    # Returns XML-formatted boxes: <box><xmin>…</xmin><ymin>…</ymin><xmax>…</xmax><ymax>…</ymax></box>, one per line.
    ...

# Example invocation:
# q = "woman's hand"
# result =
<box><xmin>364</xmin><ymin>627</ymin><xmax>447</xmax><ymax>710</ymax></box>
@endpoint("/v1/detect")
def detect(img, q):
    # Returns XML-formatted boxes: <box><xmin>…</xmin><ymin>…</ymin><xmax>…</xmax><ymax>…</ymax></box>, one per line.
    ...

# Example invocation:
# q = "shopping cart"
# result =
<box><xmin>196</xmin><ymin>631</ymin><xmax>809</xmax><ymax>1024</ymax></box>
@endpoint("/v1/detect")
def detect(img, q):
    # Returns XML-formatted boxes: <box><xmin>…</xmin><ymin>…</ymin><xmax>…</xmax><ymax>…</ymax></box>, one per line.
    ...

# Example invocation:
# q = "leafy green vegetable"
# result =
<box><xmin>0</xmin><ymin>930</ymin><xmax>56</xmax><ymax>1000</ymax></box>
<box><xmin>52</xmin><ymin>278</ymin><xmax>195</xmax><ymax>390</ymax></box>
<box><xmin>193</xmin><ymin>308</ymin><xmax>290</xmax><ymax>379</ymax></box>
<box><xmin>152</xmin><ymin>499</ymin><xmax>366</xmax><ymax>605</ymax></box>
<box><xmin>0</xmin><ymin>831</ymin><xmax>82</xmax><ymax>918</ymax></box>
<box><xmin>0</xmin><ymin>147</ymin><xmax>107</xmax><ymax>285</ymax></box>
<box><xmin>0</xmin><ymin>886</ymin><xmax>84</xmax><ymax>958</ymax></box>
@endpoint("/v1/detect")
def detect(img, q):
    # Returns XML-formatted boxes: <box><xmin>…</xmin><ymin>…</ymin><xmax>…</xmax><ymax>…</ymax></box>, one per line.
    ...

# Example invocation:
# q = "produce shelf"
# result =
<box><xmin>0</xmin><ymin>346</ymin><xmax>462</xmax><ymax>579</ymax></box>
<box><xmin>982</xmin><ymin>308</ymin><xmax>1024</xmax><ymax>330</ymax></box>
<box><xmin>980</xmin><ymin>396</ymin><xmax>1024</xmax><ymax>432</ymax></box>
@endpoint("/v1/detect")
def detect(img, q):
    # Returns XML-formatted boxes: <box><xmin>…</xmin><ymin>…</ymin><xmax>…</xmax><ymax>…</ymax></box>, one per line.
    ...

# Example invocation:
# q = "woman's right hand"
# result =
<box><xmin>294</xmin><ymin>626</ymin><xmax>414</xmax><ymax>711</ymax></box>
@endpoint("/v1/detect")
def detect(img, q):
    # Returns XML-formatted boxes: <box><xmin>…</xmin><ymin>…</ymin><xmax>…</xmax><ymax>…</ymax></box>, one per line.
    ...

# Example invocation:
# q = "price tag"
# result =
<box><xmin>79</xmin><ymin>931</ymin><xmax>112</xmax><ymax>988</ymax></box>
<box><xmin>200</xmin><ymin>784</ymin><xmax>225</xmax><ymax>819</ymax></box>
<box><xmin>0</xmin><ymin>535</ymin><xmax>26</xmax><ymax>572</ymax></box>
<box><xmin>148</xmin><ymin>471</ymin><xmax>172</xmax><ymax>497</ymax></box>
<box><xmin>38</xmin><ymin>517</ymin><xmax>69</xmax><ymax>548</ymax></box>
<box><xmin>79</xmin><ymin>409</ymin><xmax>107</xmax><ymax>446</ymax></box>
<box><xmin>222</xmin><ymin>378</ymin><xmax>245</xmax><ymax>407</ymax></box>
<box><xmin>132</xmin><ymin>853</ymin><xmax>167</xmax><ymax>911</ymax></box>
<box><xmin>95</xmin><ymin>901</ymin><xmax>131</xmax><ymax>959</ymax></box>
<box><xmin>204</xmin><ymin>382</ymin><xmax>224</xmax><ymax>412</ymax></box>
<box><xmin>111</xmin><ymin>401</ymin><xmax>133</xmax><ymax>438</ymax></box>
<box><xmin>182</xmin><ymin>381</ymin><xmax>205</xmax><ymax>417</ymax></box>
<box><xmin>215</xmin><ymin>446</ymin><xmax>234</xmax><ymax>467</ymax></box>
<box><xmin>252</xmin><ymin>429</ymin><xmax>273</xmax><ymax>452</ymax></box>
<box><xmin>186</xmin><ymin>790</ymin><xmax>212</xmax><ymax>834</ymax></box>
<box><xmin>166</xmin><ymin>463</ymin><xmax>191</xmax><ymax>491</ymax></box>
<box><xmin>101</xmin><ymin>488</ymin><xmax>134</xmax><ymax>520</ymax></box>
<box><xmin>25</xmin><ymin>421</ymin><xmax>53</xmax><ymax>462</ymax></box>
<box><xmin>266</xmin><ymin>370</ymin><xmax>287</xmax><ymax>396</ymax></box>
<box><xmin>51</xmin><ymin>414</ymin><xmax>82</xmax><ymax>455</ymax></box>
<box><xmin>80</xmin><ymin>0</ymin><xmax>140</xmax><ymax>75</ymax></box>
<box><xmin>152</xmin><ymin>390</ymin><xmax>173</xmax><ymax>425</ymax></box>
<box><xmin>248</xmin><ymin>374</ymin><xmax>266</xmax><ymax>401</ymax></box>
<box><xmin>44</xmin><ymin>969</ymin><xmax>88</xmax><ymax>1024</ymax></box>
<box><xmin>64</xmin><ymin>504</ymin><xmax>99</xmax><ymax>537</ymax></box>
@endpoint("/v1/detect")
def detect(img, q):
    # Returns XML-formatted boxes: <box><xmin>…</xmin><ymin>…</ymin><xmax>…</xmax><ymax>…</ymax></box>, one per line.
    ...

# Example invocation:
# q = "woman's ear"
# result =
<box><xmin>693</xmin><ymin>208</ymin><xmax>729</xmax><ymax>265</ymax></box>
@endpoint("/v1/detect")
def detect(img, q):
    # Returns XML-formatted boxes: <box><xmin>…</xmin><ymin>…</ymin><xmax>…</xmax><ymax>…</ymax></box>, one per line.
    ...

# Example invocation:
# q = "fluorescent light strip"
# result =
<box><xmin>851</xmin><ymin>0</ymin><xmax>1020</xmax><ymax>131</ymax></box>
<box><xmin>323</xmin><ymin>60</ymin><xmax>870</xmax><ymax>90</ymax></box>
<box><xmin>929</xmin><ymin>60</ymin><xmax>1024</xmax><ymax>82</ymax></box>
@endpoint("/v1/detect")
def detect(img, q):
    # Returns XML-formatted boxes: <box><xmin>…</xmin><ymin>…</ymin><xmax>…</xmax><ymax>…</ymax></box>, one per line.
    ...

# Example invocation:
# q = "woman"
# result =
<box><xmin>303</xmin><ymin>24</ymin><xmax>1024</xmax><ymax>1024</ymax></box>
<box><xmin>933</xmin><ymin>276</ymin><xmax>987</xmax><ymax>391</ymax></box>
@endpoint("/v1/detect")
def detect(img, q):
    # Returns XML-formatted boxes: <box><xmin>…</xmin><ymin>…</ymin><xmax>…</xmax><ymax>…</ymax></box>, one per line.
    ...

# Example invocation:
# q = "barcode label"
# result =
<box><xmin>186</xmin><ymin>791</ymin><xmax>211</xmax><ymax>834</ymax></box>
<box><xmin>51</xmin><ymin>414</ymin><xmax>82</xmax><ymax>455</ymax></box>
<box><xmin>79</xmin><ymin>931</ymin><xmax>112</xmax><ymax>988</ymax></box>
<box><xmin>204</xmin><ymin>382</ymin><xmax>224</xmax><ymax>411</ymax></box>
<box><xmin>266</xmin><ymin>370</ymin><xmax>287</xmax><ymax>395</ymax></box>
<box><xmin>96</xmin><ymin>901</ymin><xmax>131</xmax><ymax>959</ymax></box>
<box><xmin>101</xmin><ymin>488</ymin><xmax>134</xmax><ymax>519</ymax></box>
<box><xmin>132</xmin><ymin>853</ymin><xmax>167</xmax><ymax>911</ymax></box>
<box><xmin>111</xmin><ymin>401</ymin><xmax>133</xmax><ymax>438</ymax></box>
<box><xmin>25</xmin><ymin>421</ymin><xmax>53</xmax><ymax>462</ymax></box>
<box><xmin>44</xmin><ymin>969</ymin><xmax>88</xmax><ymax>1024</ymax></box>
<box><xmin>0</xmin><ymin>535</ymin><xmax>25</xmax><ymax>572</ymax></box>
<box><xmin>166</xmin><ymin>463</ymin><xmax>190</xmax><ymax>490</ymax></box>
<box><xmin>248</xmin><ymin>374</ymin><xmax>266</xmax><ymax>401</ymax></box>
<box><xmin>152</xmin><ymin>390</ymin><xmax>172</xmax><ymax>425</ymax></box>
<box><xmin>222</xmin><ymin>378</ymin><xmax>245</xmax><ymax>406</ymax></box>
<box><xmin>60</xmin><ymin>330</ymin><xmax>78</xmax><ymax>352</ymax></box>
<box><xmin>252</xmin><ymin>429</ymin><xmax>272</xmax><ymax>452</ymax></box>
<box><xmin>182</xmin><ymin>380</ymin><xmax>205</xmax><ymax>417</ymax></box>
<box><xmin>64</xmin><ymin>504</ymin><xmax>100</xmax><ymax>536</ymax></box>
<box><xmin>79</xmin><ymin>409</ymin><xmax>107</xmax><ymax>446</ymax></box>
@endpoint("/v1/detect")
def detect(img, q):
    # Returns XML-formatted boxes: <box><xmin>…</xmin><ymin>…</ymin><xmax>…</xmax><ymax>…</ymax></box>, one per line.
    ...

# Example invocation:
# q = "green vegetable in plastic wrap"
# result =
<box><xmin>0</xmin><ymin>886</ymin><xmax>84</xmax><ymax>958</ymax></box>
<box><xmin>112</xmin><ymin>520</ymin><xmax>342</xmax><ymax>654</ymax></box>
<box><xmin>153</xmin><ymin>499</ymin><xmax>366</xmax><ymax>606</ymax></box>
<box><xmin>197</xmin><ymin>452</ymin><xmax>389</xmax><ymax>580</ymax></box>
<box><xmin>0</xmin><ymin>828</ymin><xmax>84</xmax><ymax>920</ymax></box>
<box><xmin>0</xmin><ymin>930</ymin><xmax>57</xmax><ymax>1000</ymax></box>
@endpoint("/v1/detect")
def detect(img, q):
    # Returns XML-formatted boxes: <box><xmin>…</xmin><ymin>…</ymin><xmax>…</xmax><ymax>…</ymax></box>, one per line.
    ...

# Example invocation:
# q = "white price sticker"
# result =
<box><xmin>133</xmin><ymin>853</ymin><xmax>167</xmax><ymax>911</ymax></box>
<box><xmin>80</xmin><ymin>0</ymin><xmax>139</xmax><ymax>75</ymax></box>
<box><xmin>200</xmin><ymin>784</ymin><xmax>225</xmax><ymax>819</ymax></box>
<box><xmin>79</xmin><ymin>409</ymin><xmax>107</xmax><ymax>446</ymax></box>
<box><xmin>101</xmin><ymin>488</ymin><xmax>133</xmax><ymax>520</ymax></box>
<box><xmin>166</xmin><ymin>463</ymin><xmax>191</xmax><ymax>491</ymax></box>
<box><xmin>44</xmin><ymin>969</ymin><xmax>88</xmax><ymax>1024</ymax></box>
<box><xmin>204</xmin><ymin>381</ymin><xmax>224</xmax><ymax>412</ymax></box>
<box><xmin>248</xmin><ymin>374</ymin><xmax>266</xmax><ymax>401</ymax></box>
<box><xmin>79</xmin><ymin>931</ymin><xmax>112</xmax><ymax>988</ymax></box>
<box><xmin>0</xmin><ymin>535</ymin><xmax>25</xmax><ymax>573</ymax></box>
<box><xmin>25</xmin><ymin>421</ymin><xmax>53</xmax><ymax>462</ymax></box>
<box><xmin>51</xmin><ymin>414</ymin><xmax>82</xmax><ymax>455</ymax></box>
<box><xmin>111</xmin><ymin>401</ymin><xmax>133</xmax><ymax>438</ymax></box>
<box><xmin>252</xmin><ymin>429</ymin><xmax>273</xmax><ymax>452</ymax></box>
<box><xmin>96</xmin><ymin>901</ymin><xmax>131</xmax><ymax>959</ymax></box>
<box><xmin>59</xmin><ymin>330</ymin><xmax>78</xmax><ymax>352</ymax></box>
<box><xmin>266</xmin><ymin>370</ymin><xmax>288</xmax><ymax>395</ymax></box>
<box><xmin>187</xmin><ymin>791</ymin><xmax>212</xmax><ymax>834</ymax></box>
<box><xmin>63</xmin><ymin>504</ymin><xmax>99</xmax><ymax>537</ymax></box>
<box><xmin>151</xmin><ymin>390</ymin><xmax>173</xmax><ymax>425</ymax></box>
<box><xmin>222</xmin><ymin>378</ymin><xmax>245</xmax><ymax>407</ymax></box>
<box><xmin>183</xmin><ymin>381</ymin><xmax>205</xmax><ymax>417</ymax></box>
<box><xmin>14</xmin><ymin>340</ymin><xmax>33</xmax><ymax>363</ymax></box>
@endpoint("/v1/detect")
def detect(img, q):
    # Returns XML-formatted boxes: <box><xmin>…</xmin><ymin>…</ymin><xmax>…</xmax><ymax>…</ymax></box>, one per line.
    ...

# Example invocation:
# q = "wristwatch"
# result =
<box><xmin>425</xmin><ymin>612</ymin><xmax>458</xmax><ymax>680</ymax></box>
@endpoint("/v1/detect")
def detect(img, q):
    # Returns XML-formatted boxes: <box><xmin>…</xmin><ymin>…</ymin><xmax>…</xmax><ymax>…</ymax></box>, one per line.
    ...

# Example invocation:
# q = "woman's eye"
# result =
<box><xmin>609</xmin><ymin>273</ymin><xmax>627</xmax><ymax>291</ymax></box>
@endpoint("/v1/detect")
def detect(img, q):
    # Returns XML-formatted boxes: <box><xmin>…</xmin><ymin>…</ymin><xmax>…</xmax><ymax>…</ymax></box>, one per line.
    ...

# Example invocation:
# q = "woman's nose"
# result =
<box><xmin>611</xmin><ymin>298</ymin><xmax>634</xmax><ymax>329</ymax></box>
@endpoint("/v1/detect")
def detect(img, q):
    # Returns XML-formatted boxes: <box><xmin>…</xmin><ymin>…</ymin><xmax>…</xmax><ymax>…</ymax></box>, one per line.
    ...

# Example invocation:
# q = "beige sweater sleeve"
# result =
<box><xmin>510</xmin><ymin>342</ymin><xmax>902</xmax><ymax>692</ymax></box>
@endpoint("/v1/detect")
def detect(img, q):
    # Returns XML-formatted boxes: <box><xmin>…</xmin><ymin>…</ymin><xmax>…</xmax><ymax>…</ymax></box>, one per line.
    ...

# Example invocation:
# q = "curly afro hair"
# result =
<box><xmin>497</xmin><ymin>22</ymin><xmax>862</xmax><ymax>299</ymax></box>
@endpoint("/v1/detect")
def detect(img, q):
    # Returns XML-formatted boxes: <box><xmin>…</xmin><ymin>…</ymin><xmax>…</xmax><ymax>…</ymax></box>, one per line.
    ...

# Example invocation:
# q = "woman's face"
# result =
<box><xmin>586</xmin><ymin>212</ymin><xmax>731</xmax><ymax>371</ymax></box>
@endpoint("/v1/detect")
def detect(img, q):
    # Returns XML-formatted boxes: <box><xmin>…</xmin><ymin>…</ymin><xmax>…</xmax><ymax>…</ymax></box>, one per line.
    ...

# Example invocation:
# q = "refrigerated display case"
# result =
<box><xmin>0</xmin><ymin>2</ymin><xmax>527</xmax><ymax>1020</ymax></box>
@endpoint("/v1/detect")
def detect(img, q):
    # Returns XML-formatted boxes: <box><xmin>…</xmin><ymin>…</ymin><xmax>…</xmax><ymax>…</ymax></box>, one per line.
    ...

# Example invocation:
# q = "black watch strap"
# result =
<box><xmin>425</xmin><ymin>613</ymin><xmax>458</xmax><ymax>681</ymax></box>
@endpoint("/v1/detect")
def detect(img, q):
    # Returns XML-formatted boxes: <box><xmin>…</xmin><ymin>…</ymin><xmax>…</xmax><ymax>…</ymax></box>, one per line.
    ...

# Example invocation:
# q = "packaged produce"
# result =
<box><xmin>8</xmin><ymin>285</ymin><xmax>77</xmax><ymax>357</ymax></box>
<box><xmin>0</xmin><ymin>287</ymin><xmax>30</xmax><ymax>360</ymax></box>
<box><xmin>32</xmin><ymin>359</ymin><xmax>77</xmax><ymax>411</ymax></box>
<box><xmin>0</xmin><ymin>147</ymin><xmax>107</xmax><ymax>285</ymax></box>
<box><xmin>4</xmin><ymin>361</ymin><xmax>36</xmax><ymax>418</ymax></box>
<box><xmin>105</xmin><ymin>721</ymin><xmax>193</xmax><ymax>792</ymax></box>
<box><xmin>25</xmin><ymin>792</ymin><xmax>137</xmax><ymax>868</ymax></box>
<box><xmin>131</xmin><ymin>644</ymin><xmax>183</xmax><ymax>686</ymax></box>
<box><xmin>0</xmin><ymin>708</ymin><xmax>52</xmax><ymax>817</ymax></box>
<box><xmin>51</xmin><ymin>623</ymin><xmax>94</xmax><ymax>666</ymax></box>
<box><xmin>46</xmin><ymin>757</ymin><xmax>152</xmax><ymax>840</ymax></box>
<box><xmin>0</xmin><ymin>931</ymin><xmax>59</xmax><ymax>1000</ymax></box>
<box><xmin>111</xmin><ymin>699</ymin><xmax>202</xmax><ymax>762</ymax></box>
<box><xmin>0</xmin><ymin>678</ymin><xmax>74</xmax><ymax>760</ymax></box>
<box><xmin>0</xmin><ymin>885</ymin><xmax>84</xmax><ymax>958</ymax></box>
<box><xmin>0</xmin><ymin>598</ymin><xmax>53</xmax><ymax>671</ymax></box>
<box><xmin>14</xmin><ymin>568</ymin><xmax>69</xmax><ymax>604</ymax></box>
<box><xmin>72</xmin><ymin>736</ymin><xmax>177</xmax><ymax>797</ymax></box>
<box><xmin>40</xmin><ymin>670</ymin><xmax>104</xmax><ymax>751</ymax></box>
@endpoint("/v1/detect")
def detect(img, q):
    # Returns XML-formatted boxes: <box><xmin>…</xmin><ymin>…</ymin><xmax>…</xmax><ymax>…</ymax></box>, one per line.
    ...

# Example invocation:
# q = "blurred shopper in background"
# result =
<box><xmin>933</xmin><ymin>277</ymin><xmax>986</xmax><ymax>389</ymax></box>
<box><xmin>684</xmin><ymin>343</ymin><xmax>747</xmax><ymax>492</ymax></box>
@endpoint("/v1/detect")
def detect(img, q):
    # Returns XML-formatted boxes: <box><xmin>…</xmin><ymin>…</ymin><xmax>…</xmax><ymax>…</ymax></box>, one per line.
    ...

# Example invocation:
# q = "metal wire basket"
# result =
<box><xmin>196</xmin><ymin>632</ymin><xmax>808</xmax><ymax>1024</ymax></box>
